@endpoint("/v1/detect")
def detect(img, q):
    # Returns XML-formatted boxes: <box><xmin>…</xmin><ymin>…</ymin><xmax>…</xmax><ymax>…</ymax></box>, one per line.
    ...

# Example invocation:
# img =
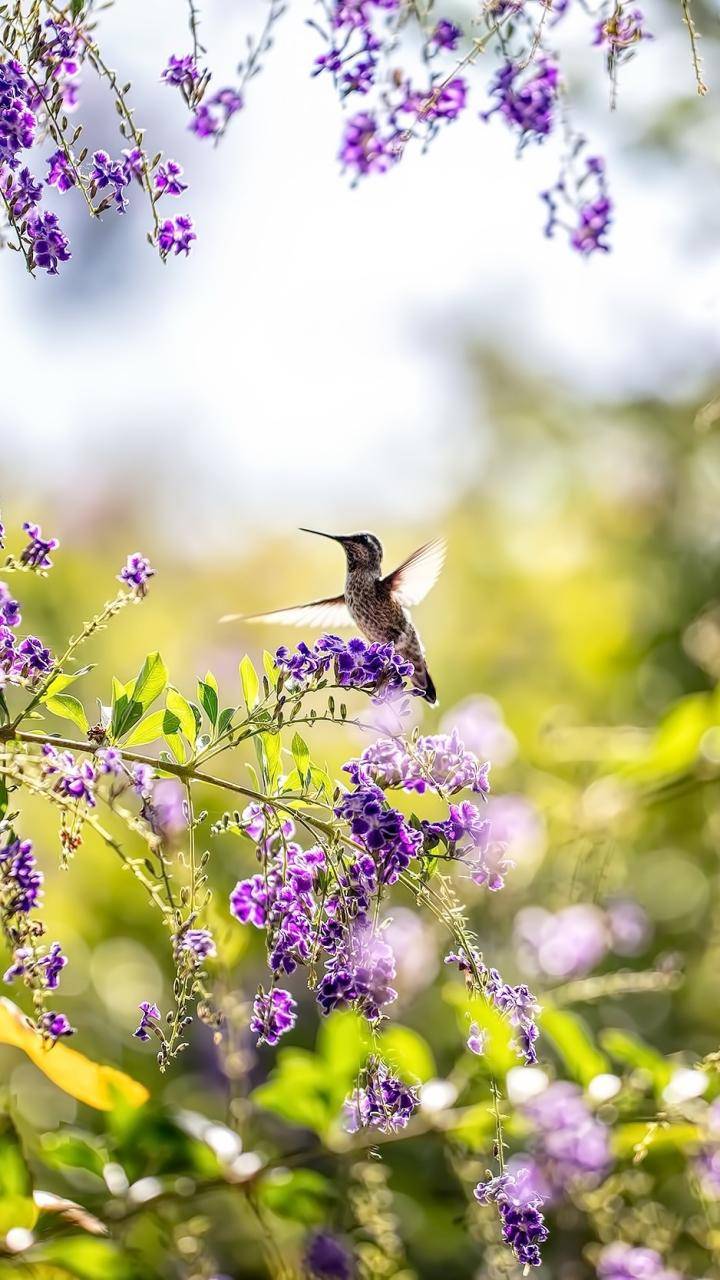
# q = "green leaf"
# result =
<box><xmin>261</xmin><ymin>731</ymin><xmax>282</xmax><ymax>787</ymax></box>
<box><xmin>240</xmin><ymin>655</ymin><xmax>260</xmax><ymax>711</ymax></box>
<box><xmin>291</xmin><ymin>732</ymin><xmax>310</xmax><ymax>781</ymax></box>
<box><xmin>379</xmin><ymin>1025</ymin><xmax>435</xmax><ymax>1082</ymax></box>
<box><xmin>252</xmin><ymin>1049</ymin><xmax>333</xmax><ymax>1134</ymax></box>
<box><xmin>122</xmin><ymin>709</ymin><xmax>167</xmax><ymax>747</ymax></box>
<box><xmin>166</xmin><ymin>687</ymin><xmax>196</xmax><ymax>746</ymax></box>
<box><xmin>263</xmin><ymin>649</ymin><xmax>279</xmax><ymax>687</ymax></box>
<box><xmin>317</xmin><ymin>1011</ymin><xmax>369</xmax><ymax>1077</ymax></box>
<box><xmin>539</xmin><ymin>1007</ymin><xmax>609</xmax><ymax>1086</ymax></box>
<box><xmin>0</xmin><ymin>1193</ymin><xmax>37</xmax><ymax>1234</ymax></box>
<box><xmin>40</xmin><ymin>1130</ymin><xmax>108</xmax><ymax>1179</ymax></box>
<box><xmin>612</xmin><ymin>1121</ymin><xmax>700</xmax><ymax>1159</ymax></box>
<box><xmin>218</xmin><ymin>706</ymin><xmax>235</xmax><ymax>735</ymax></box>
<box><xmin>309</xmin><ymin>765</ymin><xmax>334</xmax><ymax>803</ymax></box>
<box><xmin>43</xmin><ymin>693</ymin><xmax>89</xmax><ymax>734</ymax></box>
<box><xmin>198</xmin><ymin>679</ymin><xmax>218</xmax><ymax>728</ymax></box>
<box><xmin>44</xmin><ymin>666</ymin><xmax>95</xmax><ymax>698</ymax></box>
<box><xmin>0</xmin><ymin>1115</ymin><xmax>31</xmax><ymax>1198</ymax></box>
<box><xmin>71</xmin><ymin>0</ymin><xmax>84</xmax><ymax>19</ymax></box>
<box><xmin>129</xmin><ymin>653</ymin><xmax>168</xmax><ymax>713</ymax></box>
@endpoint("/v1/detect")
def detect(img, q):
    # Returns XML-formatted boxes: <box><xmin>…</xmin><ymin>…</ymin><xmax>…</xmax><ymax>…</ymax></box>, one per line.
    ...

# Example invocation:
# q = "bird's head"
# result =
<box><xmin>299</xmin><ymin>529</ymin><xmax>383</xmax><ymax>573</ymax></box>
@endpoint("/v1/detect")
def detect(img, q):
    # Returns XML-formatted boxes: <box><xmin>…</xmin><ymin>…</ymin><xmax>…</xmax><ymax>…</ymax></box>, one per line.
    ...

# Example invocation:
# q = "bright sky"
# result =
<box><xmin>2</xmin><ymin>0</ymin><xmax>719</xmax><ymax>546</ymax></box>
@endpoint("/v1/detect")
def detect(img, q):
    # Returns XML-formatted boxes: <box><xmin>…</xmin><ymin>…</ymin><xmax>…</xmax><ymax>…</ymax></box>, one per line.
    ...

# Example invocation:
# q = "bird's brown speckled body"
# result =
<box><xmin>221</xmin><ymin>529</ymin><xmax>446</xmax><ymax>704</ymax></box>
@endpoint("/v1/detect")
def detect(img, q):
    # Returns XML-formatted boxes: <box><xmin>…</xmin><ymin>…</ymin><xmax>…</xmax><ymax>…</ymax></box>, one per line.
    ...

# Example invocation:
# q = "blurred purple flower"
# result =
<box><xmin>514</xmin><ymin>903</ymin><xmax>609</xmax><ymax>980</ymax></box>
<box><xmin>118</xmin><ymin>552</ymin><xmax>155</xmax><ymax>597</ymax></box>
<box><xmin>522</xmin><ymin>1081</ymin><xmax>612</xmax><ymax>1200</ymax></box>
<box><xmin>304</xmin><ymin>1231</ymin><xmax>354</xmax><ymax>1279</ymax></box>
<box><xmin>441</xmin><ymin>694</ymin><xmax>517</xmax><ymax>766</ymax></box>
<box><xmin>39</xmin><ymin>1010</ymin><xmax>74</xmax><ymax>1039</ymax></box>
<box><xmin>597</xmin><ymin>1243</ymin><xmax>682</xmax><ymax>1280</ymax></box>
<box><xmin>606</xmin><ymin>898</ymin><xmax>651</xmax><ymax>956</ymax></box>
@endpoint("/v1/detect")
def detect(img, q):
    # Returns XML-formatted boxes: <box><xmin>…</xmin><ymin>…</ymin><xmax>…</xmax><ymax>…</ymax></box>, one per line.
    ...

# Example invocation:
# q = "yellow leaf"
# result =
<box><xmin>0</xmin><ymin>999</ymin><xmax>149</xmax><ymax>1111</ymax></box>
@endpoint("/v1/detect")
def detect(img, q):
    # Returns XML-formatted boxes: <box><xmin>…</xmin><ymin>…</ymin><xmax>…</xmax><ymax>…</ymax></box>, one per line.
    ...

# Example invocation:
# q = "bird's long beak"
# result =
<box><xmin>298</xmin><ymin>527</ymin><xmax>347</xmax><ymax>543</ymax></box>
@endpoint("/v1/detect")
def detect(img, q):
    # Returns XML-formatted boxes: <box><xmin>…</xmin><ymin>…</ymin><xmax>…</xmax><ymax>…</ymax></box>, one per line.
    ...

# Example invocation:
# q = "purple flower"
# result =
<box><xmin>345</xmin><ymin>729</ymin><xmax>489</xmax><ymax>794</ymax></box>
<box><xmin>304</xmin><ymin>1232</ymin><xmax>354</xmax><ymax>1279</ymax></box>
<box><xmin>26</xmin><ymin>211</ymin><xmax>71</xmax><ymax>274</ymax></box>
<box><xmin>250</xmin><ymin>986</ymin><xmax>297</xmax><ymax>1046</ymax></box>
<box><xmin>5</xmin><ymin>165</ymin><xmax>42</xmax><ymax>215</ymax></box>
<box><xmin>429</xmin><ymin>19</ymin><xmax>462</xmax><ymax>50</ymax></box>
<box><xmin>132</xmin><ymin>762</ymin><xmax>154</xmax><ymax>798</ymax></box>
<box><xmin>276</xmin><ymin>635</ymin><xmax>414</xmax><ymax>704</ymax></box>
<box><xmin>313</xmin><ymin>49</ymin><xmax>343</xmax><ymax>76</ymax></box>
<box><xmin>441</xmin><ymin>694</ymin><xmax>517</xmax><ymax>765</ymax></box>
<box><xmin>597</xmin><ymin>1243</ymin><xmax>682</xmax><ymax>1280</ymax></box>
<box><xmin>230</xmin><ymin>873</ymin><xmax>269</xmax><ymax>928</ymax></box>
<box><xmin>467</xmin><ymin>1021</ymin><xmax>487</xmax><ymax>1055</ymax></box>
<box><xmin>118</xmin><ymin>552</ymin><xmax>155</xmax><ymax>597</ymax></box>
<box><xmin>157</xmin><ymin>214</ymin><xmax>196</xmax><ymax>258</ymax></box>
<box><xmin>161</xmin><ymin>54</ymin><xmax>200</xmax><ymax>90</ymax></box>
<box><xmin>343</xmin><ymin>57</ymin><xmax>376</xmax><ymax>95</ymax></box>
<box><xmin>473</xmin><ymin>1172</ymin><xmax>549</xmax><ymax>1268</ymax></box>
<box><xmin>177</xmin><ymin>927</ymin><xmax>216</xmax><ymax>961</ymax></box>
<box><xmin>39</xmin><ymin>1010</ymin><xmax>74</xmax><ymax>1040</ymax></box>
<box><xmin>4</xmin><ymin>940</ymin><xmax>67</xmax><ymax>990</ymax></box>
<box><xmin>154</xmin><ymin>158</ymin><xmax>188</xmax><ymax>197</ymax></box>
<box><xmin>317</xmin><ymin>921</ymin><xmax>397</xmax><ymax>1022</ymax></box>
<box><xmin>14</xmin><ymin>635</ymin><xmax>53</xmax><ymax>681</ymax></box>
<box><xmin>543</xmin><ymin>149</ymin><xmax>613</xmax><ymax>256</ymax></box>
<box><xmin>344</xmin><ymin>1058</ymin><xmax>418</xmax><ymax>1133</ymax></box>
<box><xmin>133</xmin><ymin>1000</ymin><xmax>161</xmax><ymax>1041</ymax></box>
<box><xmin>0</xmin><ymin>59</ymin><xmax>36</xmax><ymax>168</ymax></box>
<box><xmin>121</xmin><ymin>147</ymin><xmax>145</xmax><ymax>184</ymax></box>
<box><xmin>522</xmin><ymin>1082</ymin><xmax>612</xmax><ymax>1200</ymax></box>
<box><xmin>90</xmin><ymin>149</ymin><xmax>130</xmax><ymax>213</ymax></box>
<box><xmin>46</xmin><ymin>148</ymin><xmax>76</xmax><ymax>192</ymax></box>
<box><xmin>514</xmin><ymin>903</ymin><xmax>609</xmax><ymax>980</ymax></box>
<box><xmin>483</xmin><ymin>58</ymin><xmax>559</xmax><ymax>144</ymax></box>
<box><xmin>336</xmin><ymin>780</ymin><xmax>422</xmax><ymax>884</ymax></box>
<box><xmin>593</xmin><ymin>7</ymin><xmax>651</xmax><ymax>52</ymax></box>
<box><xmin>189</xmin><ymin>89</ymin><xmax>243</xmax><ymax>140</ymax></box>
<box><xmin>96</xmin><ymin>746</ymin><xmax>124</xmax><ymax>775</ymax></box>
<box><xmin>606</xmin><ymin>898</ymin><xmax>651</xmax><ymax>955</ymax></box>
<box><xmin>0</xmin><ymin>583</ymin><xmax>20</xmax><ymax>628</ymax></box>
<box><xmin>20</xmin><ymin>521</ymin><xmax>59</xmax><ymax>570</ymax></box>
<box><xmin>339</xmin><ymin>112</ymin><xmax>397</xmax><ymax>179</ymax></box>
<box><xmin>0</xmin><ymin>836</ymin><xmax>42</xmax><ymax>913</ymax></box>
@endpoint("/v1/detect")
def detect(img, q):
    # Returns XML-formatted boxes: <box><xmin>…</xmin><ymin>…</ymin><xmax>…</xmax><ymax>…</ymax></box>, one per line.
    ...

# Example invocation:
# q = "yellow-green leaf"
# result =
<box><xmin>128</xmin><ymin>652</ymin><xmax>168</xmax><ymax>713</ymax></box>
<box><xmin>540</xmin><ymin>1006</ymin><xmax>609</xmax><ymax>1086</ymax></box>
<box><xmin>0</xmin><ymin>999</ymin><xmax>149</xmax><ymax>1111</ymax></box>
<box><xmin>263</xmin><ymin>649</ymin><xmax>279</xmax><ymax>687</ymax></box>
<box><xmin>122</xmin><ymin>709</ymin><xmax>166</xmax><ymax>747</ymax></box>
<box><xmin>379</xmin><ymin>1025</ymin><xmax>435</xmax><ymax>1082</ymax></box>
<box><xmin>42</xmin><ymin>693</ymin><xmax>89</xmax><ymax>734</ymax></box>
<box><xmin>166</xmin><ymin>687</ymin><xmax>196</xmax><ymax>745</ymax></box>
<box><xmin>240</xmin><ymin>655</ymin><xmax>260</xmax><ymax>711</ymax></box>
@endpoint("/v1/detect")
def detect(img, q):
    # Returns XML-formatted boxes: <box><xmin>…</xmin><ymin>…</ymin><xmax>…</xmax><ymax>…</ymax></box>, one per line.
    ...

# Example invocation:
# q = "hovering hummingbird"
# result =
<box><xmin>220</xmin><ymin>530</ymin><xmax>446</xmax><ymax>704</ymax></box>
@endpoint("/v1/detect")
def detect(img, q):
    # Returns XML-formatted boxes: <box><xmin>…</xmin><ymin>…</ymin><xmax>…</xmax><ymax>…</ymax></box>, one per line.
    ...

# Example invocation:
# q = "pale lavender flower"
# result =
<box><xmin>441</xmin><ymin>694</ymin><xmax>517</xmax><ymax>766</ymax></box>
<box><xmin>118</xmin><ymin>552</ymin><xmax>155</xmax><ymax>597</ymax></box>
<box><xmin>597</xmin><ymin>1242</ymin><xmax>682</xmax><ymax>1280</ymax></box>
<box><xmin>514</xmin><ymin>904</ymin><xmax>609</xmax><ymax>980</ymax></box>
<box><xmin>133</xmin><ymin>1000</ymin><xmax>161</xmax><ymax>1041</ymax></box>
<box><xmin>467</xmin><ymin>1022</ymin><xmax>487</xmax><ymax>1055</ymax></box>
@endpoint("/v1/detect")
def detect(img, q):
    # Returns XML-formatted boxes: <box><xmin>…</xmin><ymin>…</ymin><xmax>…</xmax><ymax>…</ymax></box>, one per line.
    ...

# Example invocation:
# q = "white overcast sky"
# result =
<box><xmin>1</xmin><ymin>0</ymin><xmax>719</xmax><ymax>548</ymax></box>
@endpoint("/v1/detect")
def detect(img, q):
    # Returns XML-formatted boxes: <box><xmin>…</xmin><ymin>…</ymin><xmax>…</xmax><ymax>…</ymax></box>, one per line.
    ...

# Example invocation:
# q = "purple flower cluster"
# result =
<box><xmin>157</xmin><ymin>214</ymin><xmax>196</xmax><ymax>259</ymax></box>
<box><xmin>0</xmin><ymin>583</ymin><xmax>21</xmax><ymax>628</ymax></box>
<box><xmin>335</xmin><ymin>780</ymin><xmax>422</xmax><ymax>884</ymax></box>
<box><xmin>0</xmin><ymin>58</ymin><xmax>36</xmax><ymax>170</ymax></box>
<box><xmin>317</xmin><ymin>918</ymin><xmax>397</xmax><ymax>1022</ymax></box>
<box><xmin>520</xmin><ymin>1082</ymin><xmax>612</xmax><ymax>1201</ymax></box>
<box><xmin>250</xmin><ymin>985</ymin><xmax>297</xmax><ymax>1046</ymax></box>
<box><xmin>344</xmin><ymin>1057</ymin><xmax>418</xmax><ymax>1133</ymax></box>
<box><xmin>597</xmin><ymin>1243</ymin><xmax>682</xmax><ymax>1280</ymax></box>
<box><xmin>0</xmin><ymin>835</ymin><xmax>43</xmax><ymax>914</ymax></box>
<box><xmin>483</xmin><ymin>58</ymin><xmax>560</xmax><ymax>146</ymax></box>
<box><xmin>190</xmin><ymin>89</ymin><xmax>243</xmax><ymax>140</ymax></box>
<box><xmin>162</xmin><ymin>54</ymin><xmax>201</xmax><ymax>93</ymax></box>
<box><xmin>27</xmin><ymin>211</ymin><xmax>72</xmax><ymax>274</ymax></box>
<box><xmin>275</xmin><ymin>634</ymin><xmax>414</xmax><ymax>704</ymax></box>
<box><xmin>89</xmin><ymin>149</ymin><xmax>131</xmax><ymax>214</ymax></box>
<box><xmin>46</xmin><ymin>149</ymin><xmax>76</xmax><ymax>192</ymax></box>
<box><xmin>474</xmin><ymin>1172</ymin><xmax>549</xmax><ymax>1268</ymax></box>
<box><xmin>117</xmin><ymin>552</ymin><xmax>155</xmax><ymax>598</ymax></box>
<box><xmin>445</xmin><ymin>949</ymin><xmax>540</xmax><ymax>1064</ymax></box>
<box><xmin>39</xmin><ymin>1010</ymin><xmax>74</xmax><ymax>1040</ymax></box>
<box><xmin>345</xmin><ymin>729</ymin><xmax>490</xmax><ymax>795</ymax></box>
<box><xmin>20</xmin><ymin>522</ymin><xmax>59</xmax><ymax>571</ymax></box>
<box><xmin>543</xmin><ymin>149</ymin><xmax>612</xmax><ymax>256</ymax></box>
<box><xmin>42</xmin><ymin>18</ymin><xmax>83</xmax><ymax>112</ymax></box>
<box><xmin>425</xmin><ymin>801</ymin><xmax>513</xmax><ymax>891</ymax></box>
<box><xmin>133</xmin><ymin>1000</ymin><xmax>161</xmax><ymax>1041</ymax></box>
<box><xmin>42</xmin><ymin>744</ymin><xmax>97</xmax><ymax>807</ymax></box>
<box><xmin>176</xmin><ymin>927</ymin><xmax>216</xmax><ymax>963</ymax></box>
<box><xmin>4</xmin><ymin>939</ymin><xmax>67</xmax><ymax>989</ymax></box>
<box><xmin>0</xmin><ymin>627</ymin><xmax>53</xmax><ymax>687</ymax></box>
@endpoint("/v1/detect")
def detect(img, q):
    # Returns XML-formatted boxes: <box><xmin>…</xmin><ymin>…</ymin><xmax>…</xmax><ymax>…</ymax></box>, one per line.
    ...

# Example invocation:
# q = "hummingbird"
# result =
<box><xmin>220</xmin><ymin>530</ymin><xmax>446</xmax><ymax>704</ymax></box>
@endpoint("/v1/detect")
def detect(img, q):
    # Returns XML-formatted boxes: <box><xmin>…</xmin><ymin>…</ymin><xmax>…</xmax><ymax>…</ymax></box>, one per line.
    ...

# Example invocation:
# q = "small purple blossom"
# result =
<box><xmin>157</xmin><ymin>213</ymin><xmax>196</xmax><ymax>258</ymax></box>
<box><xmin>118</xmin><ymin>552</ymin><xmax>155</xmax><ymax>597</ymax></box>
<box><xmin>177</xmin><ymin>927</ymin><xmax>216</xmax><ymax>962</ymax></box>
<box><xmin>46</xmin><ymin>148</ymin><xmax>76</xmax><ymax>192</ymax></box>
<box><xmin>345</xmin><ymin>729</ymin><xmax>490</xmax><ymax>794</ymax></box>
<box><xmin>429</xmin><ymin>19</ymin><xmax>462</xmax><ymax>51</ymax></box>
<box><xmin>39</xmin><ymin>1010</ymin><xmax>74</xmax><ymax>1040</ymax></box>
<box><xmin>339</xmin><ymin>112</ymin><xmax>398</xmax><ymax>179</ymax></box>
<box><xmin>43</xmin><ymin>744</ymin><xmax>96</xmax><ymax>807</ymax></box>
<box><xmin>190</xmin><ymin>89</ymin><xmax>243</xmax><ymax>139</ymax></box>
<box><xmin>133</xmin><ymin>1000</ymin><xmax>161</xmax><ymax>1041</ymax></box>
<box><xmin>96</xmin><ymin>746</ymin><xmax>124</xmax><ymax>775</ymax></box>
<box><xmin>20</xmin><ymin>521</ymin><xmax>59</xmax><ymax>570</ymax></box>
<box><xmin>5</xmin><ymin>165</ymin><xmax>42</xmax><ymax>215</ymax></box>
<box><xmin>522</xmin><ymin>1082</ymin><xmax>612</xmax><ymax>1200</ymax></box>
<box><xmin>4</xmin><ymin>940</ymin><xmax>67</xmax><ymax>990</ymax></box>
<box><xmin>154</xmin><ymin>158</ymin><xmax>188</xmax><ymax>197</ymax></box>
<box><xmin>543</xmin><ymin>149</ymin><xmax>613</xmax><ymax>256</ymax></box>
<box><xmin>0</xmin><ymin>836</ymin><xmax>43</xmax><ymax>914</ymax></box>
<box><xmin>304</xmin><ymin>1232</ymin><xmax>354</xmax><ymax>1279</ymax></box>
<box><xmin>250</xmin><ymin>986</ymin><xmax>297</xmax><ymax>1046</ymax></box>
<box><xmin>132</xmin><ymin>762</ymin><xmax>154</xmax><ymax>799</ymax></box>
<box><xmin>26</xmin><ymin>210</ymin><xmax>71</xmax><ymax>274</ymax></box>
<box><xmin>0</xmin><ymin>583</ymin><xmax>21</xmax><ymax>628</ymax></box>
<box><xmin>467</xmin><ymin>1021</ymin><xmax>487</xmax><ymax>1055</ymax></box>
<box><xmin>593</xmin><ymin>6</ymin><xmax>651</xmax><ymax>53</ymax></box>
<box><xmin>161</xmin><ymin>53</ymin><xmax>200</xmax><ymax>90</ymax></box>
<box><xmin>90</xmin><ymin>149</ymin><xmax>130</xmax><ymax>212</ymax></box>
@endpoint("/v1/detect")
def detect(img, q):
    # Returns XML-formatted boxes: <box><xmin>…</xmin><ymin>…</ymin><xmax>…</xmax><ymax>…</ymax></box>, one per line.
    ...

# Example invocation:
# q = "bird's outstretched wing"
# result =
<box><xmin>384</xmin><ymin>537</ymin><xmax>447</xmax><ymax>608</ymax></box>
<box><xmin>219</xmin><ymin>595</ymin><xmax>353</xmax><ymax>629</ymax></box>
